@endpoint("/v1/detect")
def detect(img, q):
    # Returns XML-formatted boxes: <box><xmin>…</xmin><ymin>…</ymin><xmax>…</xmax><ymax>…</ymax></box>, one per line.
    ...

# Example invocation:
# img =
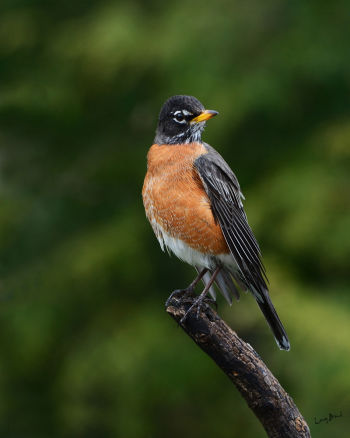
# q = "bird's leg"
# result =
<box><xmin>180</xmin><ymin>266</ymin><xmax>221</xmax><ymax>323</ymax></box>
<box><xmin>165</xmin><ymin>268</ymin><xmax>208</xmax><ymax>307</ymax></box>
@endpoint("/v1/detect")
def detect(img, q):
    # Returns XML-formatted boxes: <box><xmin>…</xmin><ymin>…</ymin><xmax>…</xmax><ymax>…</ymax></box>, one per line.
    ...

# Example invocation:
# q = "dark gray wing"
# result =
<box><xmin>194</xmin><ymin>145</ymin><xmax>268</xmax><ymax>293</ymax></box>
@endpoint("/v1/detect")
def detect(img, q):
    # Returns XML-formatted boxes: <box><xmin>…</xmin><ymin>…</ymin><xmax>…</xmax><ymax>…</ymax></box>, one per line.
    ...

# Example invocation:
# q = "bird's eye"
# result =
<box><xmin>173</xmin><ymin>111</ymin><xmax>185</xmax><ymax>123</ymax></box>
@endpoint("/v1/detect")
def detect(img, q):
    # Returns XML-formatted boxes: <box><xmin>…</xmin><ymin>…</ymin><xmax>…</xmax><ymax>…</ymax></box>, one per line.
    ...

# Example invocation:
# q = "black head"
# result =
<box><xmin>154</xmin><ymin>95</ymin><xmax>218</xmax><ymax>145</ymax></box>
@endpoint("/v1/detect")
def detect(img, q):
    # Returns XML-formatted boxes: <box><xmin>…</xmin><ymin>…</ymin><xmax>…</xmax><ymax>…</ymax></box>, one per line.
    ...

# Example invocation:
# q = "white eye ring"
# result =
<box><xmin>173</xmin><ymin>110</ymin><xmax>186</xmax><ymax>124</ymax></box>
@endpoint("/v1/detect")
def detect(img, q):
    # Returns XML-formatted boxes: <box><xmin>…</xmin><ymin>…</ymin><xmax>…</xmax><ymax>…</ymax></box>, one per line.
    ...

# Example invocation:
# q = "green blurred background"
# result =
<box><xmin>0</xmin><ymin>0</ymin><xmax>349</xmax><ymax>437</ymax></box>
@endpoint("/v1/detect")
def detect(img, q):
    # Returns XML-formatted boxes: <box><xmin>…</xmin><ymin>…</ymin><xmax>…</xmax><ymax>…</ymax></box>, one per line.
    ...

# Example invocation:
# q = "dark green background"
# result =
<box><xmin>0</xmin><ymin>1</ymin><xmax>349</xmax><ymax>437</ymax></box>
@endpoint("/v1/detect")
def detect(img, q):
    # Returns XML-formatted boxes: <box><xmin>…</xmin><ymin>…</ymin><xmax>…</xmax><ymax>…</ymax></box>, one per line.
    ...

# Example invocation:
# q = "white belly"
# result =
<box><xmin>150</xmin><ymin>217</ymin><xmax>238</xmax><ymax>272</ymax></box>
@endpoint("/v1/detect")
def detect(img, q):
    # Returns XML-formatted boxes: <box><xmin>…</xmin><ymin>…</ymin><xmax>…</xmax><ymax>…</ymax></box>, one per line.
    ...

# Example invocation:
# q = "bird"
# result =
<box><xmin>142</xmin><ymin>95</ymin><xmax>290</xmax><ymax>351</ymax></box>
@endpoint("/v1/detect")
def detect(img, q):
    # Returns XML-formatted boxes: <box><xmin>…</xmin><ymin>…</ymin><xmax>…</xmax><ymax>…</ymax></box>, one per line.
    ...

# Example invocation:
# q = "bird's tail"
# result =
<box><xmin>254</xmin><ymin>288</ymin><xmax>290</xmax><ymax>351</ymax></box>
<box><xmin>196</xmin><ymin>267</ymin><xmax>290</xmax><ymax>351</ymax></box>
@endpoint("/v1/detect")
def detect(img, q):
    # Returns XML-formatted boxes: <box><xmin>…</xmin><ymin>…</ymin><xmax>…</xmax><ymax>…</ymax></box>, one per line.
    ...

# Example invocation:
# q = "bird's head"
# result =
<box><xmin>154</xmin><ymin>95</ymin><xmax>218</xmax><ymax>145</ymax></box>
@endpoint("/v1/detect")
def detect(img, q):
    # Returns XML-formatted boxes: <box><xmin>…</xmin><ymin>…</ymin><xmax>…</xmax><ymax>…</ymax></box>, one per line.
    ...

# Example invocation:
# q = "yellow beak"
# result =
<box><xmin>191</xmin><ymin>109</ymin><xmax>219</xmax><ymax>123</ymax></box>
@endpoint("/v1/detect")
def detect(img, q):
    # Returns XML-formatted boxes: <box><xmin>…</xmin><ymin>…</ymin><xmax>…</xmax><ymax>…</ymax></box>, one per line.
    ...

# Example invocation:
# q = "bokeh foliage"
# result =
<box><xmin>0</xmin><ymin>0</ymin><xmax>349</xmax><ymax>437</ymax></box>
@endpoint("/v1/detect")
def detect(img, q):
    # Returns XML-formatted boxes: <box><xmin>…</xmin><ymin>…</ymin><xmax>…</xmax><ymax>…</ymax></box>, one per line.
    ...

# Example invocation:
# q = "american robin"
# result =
<box><xmin>142</xmin><ymin>95</ymin><xmax>290</xmax><ymax>351</ymax></box>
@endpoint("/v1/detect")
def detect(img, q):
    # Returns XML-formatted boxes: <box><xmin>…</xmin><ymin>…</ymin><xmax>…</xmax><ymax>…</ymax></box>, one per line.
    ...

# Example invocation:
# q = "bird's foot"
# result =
<box><xmin>180</xmin><ymin>294</ymin><xmax>215</xmax><ymax>324</ymax></box>
<box><xmin>165</xmin><ymin>286</ymin><xmax>195</xmax><ymax>307</ymax></box>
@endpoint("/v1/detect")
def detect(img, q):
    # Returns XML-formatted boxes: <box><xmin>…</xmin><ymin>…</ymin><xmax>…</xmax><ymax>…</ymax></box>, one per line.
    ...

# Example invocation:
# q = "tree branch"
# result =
<box><xmin>166</xmin><ymin>292</ymin><xmax>311</xmax><ymax>438</ymax></box>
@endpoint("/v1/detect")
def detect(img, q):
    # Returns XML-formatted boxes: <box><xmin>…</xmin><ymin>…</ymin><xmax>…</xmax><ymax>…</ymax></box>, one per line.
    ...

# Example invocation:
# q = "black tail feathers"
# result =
<box><xmin>255</xmin><ymin>289</ymin><xmax>290</xmax><ymax>351</ymax></box>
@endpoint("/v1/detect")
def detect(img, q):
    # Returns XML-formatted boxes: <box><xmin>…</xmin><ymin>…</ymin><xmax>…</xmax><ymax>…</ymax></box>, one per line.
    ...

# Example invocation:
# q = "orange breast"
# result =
<box><xmin>142</xmin><ymin>142</ymin><xmax>229</xmax><ymax>255</ymax></box>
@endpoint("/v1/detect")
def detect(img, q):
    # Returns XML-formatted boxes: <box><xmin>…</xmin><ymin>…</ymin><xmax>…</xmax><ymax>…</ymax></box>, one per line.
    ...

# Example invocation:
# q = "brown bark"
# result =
<box><xmin>166</xmin><ymin>292</ymin><xmax>311</xmax><ymax>438</ymax></box>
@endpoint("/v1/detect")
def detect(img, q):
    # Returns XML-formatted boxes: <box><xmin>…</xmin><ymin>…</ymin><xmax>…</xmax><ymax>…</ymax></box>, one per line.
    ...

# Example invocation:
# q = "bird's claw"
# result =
<box><xmin>165</xmin><ymin>286</ymin><xmax>194</xmax><ymax>307</ymax></box>
<box><xmin>180</xmin><ymin>295</ymin><xmax>215</xmax><ymax>324</ymax></box>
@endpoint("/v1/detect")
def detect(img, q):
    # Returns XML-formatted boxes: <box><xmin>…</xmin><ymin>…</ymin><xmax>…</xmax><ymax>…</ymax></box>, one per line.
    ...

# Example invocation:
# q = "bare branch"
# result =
<box><xmin>166</xmin><ymin>292</ymin><xmax>311</xmax><ymax>438</ymax></box>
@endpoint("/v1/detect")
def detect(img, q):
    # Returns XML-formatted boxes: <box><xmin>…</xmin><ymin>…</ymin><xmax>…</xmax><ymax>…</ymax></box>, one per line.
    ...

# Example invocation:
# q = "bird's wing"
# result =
<box><xmin>194</xmin><ymin>145</ymin><xmax>268</xmax><ymax>293</ymax></box>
